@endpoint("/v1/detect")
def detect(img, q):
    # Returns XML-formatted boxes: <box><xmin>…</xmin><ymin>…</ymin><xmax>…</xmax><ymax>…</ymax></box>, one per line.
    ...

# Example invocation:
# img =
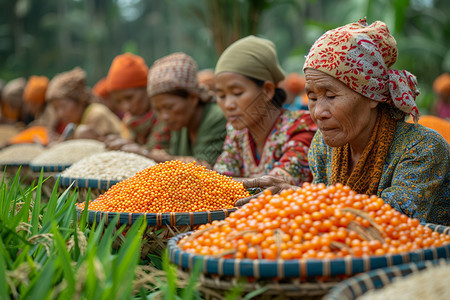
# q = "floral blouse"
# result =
<box><xmin>214</xmin><ymin>109</ymin><xmax>317</xmax><ymax>185</ymax></box>
<box><xmin>308</xmin><ymin>121</ymin><xmax>450</xmax><ymax>225</ymax></box>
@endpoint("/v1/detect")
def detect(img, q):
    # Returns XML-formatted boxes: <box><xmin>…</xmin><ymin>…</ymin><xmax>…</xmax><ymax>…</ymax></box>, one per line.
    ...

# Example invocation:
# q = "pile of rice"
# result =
<box><xmin>60</xmin><ymin>151</ymin><xmax>156</xmax><ymax>181</ymax></box>
<box><xmin>30</xmin><ymin>139</ymin><xmax>105</xmax><ymax>167</ymax></box>
<box><xmin>0</xmin><ymin>144</ymin><xmax>45</xmax><ymax>165</ymax></box>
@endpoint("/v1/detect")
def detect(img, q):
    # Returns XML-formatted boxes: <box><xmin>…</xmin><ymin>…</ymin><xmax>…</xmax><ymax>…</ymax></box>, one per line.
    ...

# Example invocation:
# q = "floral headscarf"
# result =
<box><xmin>303</xmin><ymin>18</ymin><xmax>420</xmax><ymax>121</ymax></box>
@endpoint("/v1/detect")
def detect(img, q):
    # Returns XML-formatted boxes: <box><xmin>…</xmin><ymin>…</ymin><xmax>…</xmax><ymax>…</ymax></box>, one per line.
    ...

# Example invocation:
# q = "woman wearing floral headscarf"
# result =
<box><xmin>241</xmin><ymin>19</ymin><xmax>449</xmax><ymax>226</ymax></box>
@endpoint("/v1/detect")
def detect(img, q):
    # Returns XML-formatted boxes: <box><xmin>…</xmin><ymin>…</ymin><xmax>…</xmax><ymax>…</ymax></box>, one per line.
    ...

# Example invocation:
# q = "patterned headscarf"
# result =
<box><xmin>46</xmin><ymin>67</ymin><xmax>91</xmax><ymax>104</ymax></box>
<box><xmin>303</xmin><ymin>18</ymin><xmax>420</xmax><ymax>121</ymax></box>
<box><xmin>148</xmin><ymin>53</ymin><xmax>198</xmax><ymax>97</ymax></box>
<box><xmin>148</xmin><ymin>52</ymin><xmax>214</xmax><ymax>103</ymax></box>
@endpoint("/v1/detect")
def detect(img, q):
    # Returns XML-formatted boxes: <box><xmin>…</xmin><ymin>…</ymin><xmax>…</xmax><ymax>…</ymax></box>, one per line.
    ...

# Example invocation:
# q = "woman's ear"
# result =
<box><xmin>262</xmin><ymin>81</ymin><xmax>275</xmax><ymax>103</ymax></box>
<box><xmin>369</xmin><ymin>99</ymin><xmax>379</xmax><ymax>109</ymax></box>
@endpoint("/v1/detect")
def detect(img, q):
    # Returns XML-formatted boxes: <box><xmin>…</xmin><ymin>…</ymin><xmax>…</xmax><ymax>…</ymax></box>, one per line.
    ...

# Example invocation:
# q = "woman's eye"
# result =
<box><xmin>233</xmin><ymin>92</ymin><xmax>243</xmax><ymax>97</ymax></box>
<box><xmin>307</xmin><ymin>93</ymin><xmax>317</xmax><ymax>101</ymax></box>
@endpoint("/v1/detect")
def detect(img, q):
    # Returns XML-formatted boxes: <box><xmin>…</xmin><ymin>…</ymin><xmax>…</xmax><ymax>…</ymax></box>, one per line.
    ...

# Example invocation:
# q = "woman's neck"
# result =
<box><xmin>349</xmin><ymin>108</ymin><xmax>379</xmax><ymax>172</ymax></box>
<box><xmin>248</xmin><ymin>107</ymin><xmax>281</xmax><ymax>155</ymax></box>
<box><xmin>187</xmin><ymin>105</ymin><xmax>204</xmax><ymax>145</ymax></box>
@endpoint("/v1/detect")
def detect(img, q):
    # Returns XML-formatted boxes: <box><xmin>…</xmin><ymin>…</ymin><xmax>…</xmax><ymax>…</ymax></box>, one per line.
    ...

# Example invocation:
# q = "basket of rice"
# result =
<box><xmin>323</xmin><ymin>258</ymin><xmax>450</xmax><ymax>300</ymax></box>
<box><xmin>58</xmin><ymin>151</ymin><xmax>157</xmax><ymax>200</ymax></box>
<box><xmin>76</xmin><ymin>160</ymin><xmax>250</xmax><ymax>258</ymax></box>
<box><xmin>167</xmin><ymin>183</ymin><xmax>450</xmax><ymax>300</ymax></box>
<box><xmin>0</xmin><ymin>143</ymin><xmax>45</xmax><ymax>182</ymax></box>
<box><xmin>0</xmin><ymin>124</ymin><xmax>20</xmax><ymax>147</ymax></box>
<box><xmin>30</xmin><ymin>139</ymin><xmax>105</xmax><ymax>172</ymax></box>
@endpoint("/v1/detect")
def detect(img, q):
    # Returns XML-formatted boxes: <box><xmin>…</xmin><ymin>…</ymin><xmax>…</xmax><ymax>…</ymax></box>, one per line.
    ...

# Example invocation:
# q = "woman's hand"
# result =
<box><xmin>105</xmin><ymin>136</ymin><xmax>133</xmax><ymax>150</ymax></box>
<box><xmin>235</xmin><ymin>175</ymin><xmax>299</xmax><ymax>207</ymax></box>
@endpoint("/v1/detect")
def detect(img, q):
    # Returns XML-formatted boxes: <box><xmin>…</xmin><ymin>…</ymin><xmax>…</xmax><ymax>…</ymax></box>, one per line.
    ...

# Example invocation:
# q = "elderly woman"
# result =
<box><xmin>213</xmin><ymin>36</ymin><xmax>317</xmax><ymax>185</ymax></box>
<box><xmin>46</xmin><ymin>67</ymin><xmax>125</xmax><ymax>141</ymax></box>
<box><xmin>243</xmin><ymin>19</ymin><xmax>449</xmax><ymax>226</ymax></box>
<box><xmin>104</xmin><ymin>53</ymin><xmax>169</xmax><ymax>152</ymax></box>
<box><xmin>146</xmin><ymin>52</ymin><xmax>227</xmax><ymax>168</ymax></box>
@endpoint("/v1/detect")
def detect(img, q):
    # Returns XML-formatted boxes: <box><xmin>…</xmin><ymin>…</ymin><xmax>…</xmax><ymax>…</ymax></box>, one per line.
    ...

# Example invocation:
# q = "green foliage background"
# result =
<box><xmin>0</xmin><ymin>0</ymin><xmax>449</xmax><ymax>113</ymax></box>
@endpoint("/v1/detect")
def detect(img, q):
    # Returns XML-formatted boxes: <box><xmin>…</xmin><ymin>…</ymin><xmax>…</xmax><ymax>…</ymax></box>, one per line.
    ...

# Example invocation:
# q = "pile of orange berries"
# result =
<box><xmin>78</xmin><ymin>160</ymin><xmax>250</xmax><ymax>213</ymax></box>
<box><xmin>179</xmin><ymin>183</ymin><xmax>450</xmax><ymax>260</ymax></box>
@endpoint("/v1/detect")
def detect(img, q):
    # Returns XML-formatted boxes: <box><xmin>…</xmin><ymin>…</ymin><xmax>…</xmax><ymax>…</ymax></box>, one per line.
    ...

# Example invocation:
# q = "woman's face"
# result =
<box><xmin>110</xmin><ymin>88</ymin><xmax>149</xmax><ymax>116</ymax></box>
<box><xmin>151</xmin><ymin>93</ymin><xmax>197</xmax><ymax>131</ymax></box>
<box><xmin>51</xmin><ymin>97</ymin><xmax>85</xmax><ymax>126</ymax></box>
<box><xmin>215</xmin><ymin>72</ymin><xmax>274</xmax><ymax>131</ymax></box>
<box><xmin>305</xmin><ymin>68</ymin><xmax>378</xmax><ymax>148</ymax></box>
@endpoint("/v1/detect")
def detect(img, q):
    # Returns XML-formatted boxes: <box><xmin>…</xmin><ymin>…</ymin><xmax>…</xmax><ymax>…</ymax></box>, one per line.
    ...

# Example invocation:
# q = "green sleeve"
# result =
<box><xmin>193</xmin><ymin>103</ymin><xmax>227</xmax><ymax>166</ymax></box>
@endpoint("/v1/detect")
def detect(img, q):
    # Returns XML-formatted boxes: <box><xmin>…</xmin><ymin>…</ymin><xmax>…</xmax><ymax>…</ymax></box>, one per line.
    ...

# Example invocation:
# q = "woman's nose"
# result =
<box><xmin>313</xmin><ymin>99</ymin><xmax>332</xmax><ymax>120</ymax></box>
<box><xmin>223</xmin><ymin>96</ymin><xmax>237</xmax><ymax>110</ymax></box>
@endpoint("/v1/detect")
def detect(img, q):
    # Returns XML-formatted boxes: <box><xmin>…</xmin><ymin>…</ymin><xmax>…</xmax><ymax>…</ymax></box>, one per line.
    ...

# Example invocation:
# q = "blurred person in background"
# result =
<box><xmin>0</xmin><ymin>77</ymin><xmax>27</xmax><ymax>126</ymax></box>
<box><xmin>92</xmin><ymin>77</ymin><xmax>124</xmax><ymax>119</ymax></box>
<box><xmin>6</xmin><ymin>76</ymin><xmax>60</xmax><ymax>146</ymax></box>
<box><xmin>431</xmin><ymin>73</ymin><xmax>450</xmax><ymax>120</ymax></box>
<box><xmin>23</xmin><ymin>75</ymin><xmax>58</xmax><ymax>129</ymax></box>
<box><xmin>146</xmin><ymin>52</ymin><xmax>227</xmax><ymax>168</ymax></box>
<box><xmin>279</xmin><ymin>72</ymin><xmax>309</xmax><ymax>111</ymax></box>
<box><xmin>213</xmin><ymin>36</ymin><xmax>316</xmax><ymax>185</ymax></box>
<box><xmin>197</xmin><ymin>69</ymin><xmax>216</xmax><ymax>91</ymax></box>
<box><xmin>104</xmin><ymin>53</ymin><xmax>169</xmax><ymax>152</ymax></box>
<box><xmin>46</xmin><ymin>67</ymin><xmax>125</xmax><ymax>141</ymax></box>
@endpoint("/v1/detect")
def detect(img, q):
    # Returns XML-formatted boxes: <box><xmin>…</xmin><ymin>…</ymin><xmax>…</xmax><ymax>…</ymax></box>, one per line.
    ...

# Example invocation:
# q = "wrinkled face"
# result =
<box><xmin>215</xmin><ymin>72</ymin><xmax>274</xmax><ymax>131</ymax></box>
<box><xmin>110</xmin><ymin>88</ymin><xmax>149</xmax><ymax>116</ymax></box>
<box><xmin>151</xmin><ymin>93</ymin><xmax>197</xmax><ymax>131</ymax></box>
<box><xmin>305</xmin><ymin>68</ymin><xmax>378</xmax><ymax>148</ymax></box>
<box><xmin>51</xmin><ymin>97</ymin><xmax>85</xmax><ymax>126</ymax></box>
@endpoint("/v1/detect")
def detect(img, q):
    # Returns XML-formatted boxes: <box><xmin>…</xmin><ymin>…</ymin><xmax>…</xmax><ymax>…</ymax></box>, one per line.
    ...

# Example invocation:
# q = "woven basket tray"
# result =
<box><xmin>323</xmin><ymin>258</ymin><xmax>450</xmax><ymax>300</ymax></box>
<box><xmin>167</xmin><ymin>224</ymin><xmax>450</xmax><ymax>299</ymax></box>
<box><xmin>77</xmin><ymin>207</ymin><xmax>237</xmax><ymax>258</ymax></box>
<box><xmin>58</xmin><ymin>175</ymin><xmax>121</xmax><ymax>201</ymax></box>
<box><xmin>30</xmin><ymin>163</ymin><xmax>71</xmax><ymax>173</ymax></box>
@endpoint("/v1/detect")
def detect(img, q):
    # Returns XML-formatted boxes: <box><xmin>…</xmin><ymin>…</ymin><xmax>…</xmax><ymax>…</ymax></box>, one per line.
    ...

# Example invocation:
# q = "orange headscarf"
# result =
<box><xmin>9</xmin><ymin>126</ymin><xmax>49</xmax><ymax>146</ymax></box>
<box><xmin>106</xmin><ymin>53</ymin><xmax>148</xmax><ymax>92</ymax></box>
<box><xmin>283</xmin><ymin>73</ymin><xmax>305</xmax><ymax>95</ymax></box>
<box><xmin>93</xmin><ymin>77</ymin><xmax>110</xmax><ymax>99</ymax></box>
<box><xmin>433</xmin><ymin>73</ymin><xmax>450</xmax><ymax>96</ymax></box>
<box><xmin>23</xmin><ymin>75</ymin><xmax>49</xmax><ymax>104</ymax></box>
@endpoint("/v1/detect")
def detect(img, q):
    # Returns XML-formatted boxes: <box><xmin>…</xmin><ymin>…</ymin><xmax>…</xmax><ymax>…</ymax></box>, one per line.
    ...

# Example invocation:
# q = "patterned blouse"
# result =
<box><xmin>308</xmin><ymin>121</ymin><xmax>450</xmax><ymax>225</ymax></box>
<box><xmin>214</xmin><ymin>109</ymin><xmax>317</xmax><ymax>185</ymax></box>
<box><xmin>123</xmin><ymin>110</ymin><xmax>170</xmax><ymax>151</ymax></box>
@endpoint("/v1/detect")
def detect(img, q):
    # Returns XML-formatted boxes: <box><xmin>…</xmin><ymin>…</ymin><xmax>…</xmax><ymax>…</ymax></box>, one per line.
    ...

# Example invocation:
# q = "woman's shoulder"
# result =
<box><xmin>201</xmin><ymin>102</ymin><xmax>227</xmax><ymax>126</ymax></box>
<box><xmin>393</xmin><ymin>121</ymin><xmax>449</xmax><ymax>150</ymax></box>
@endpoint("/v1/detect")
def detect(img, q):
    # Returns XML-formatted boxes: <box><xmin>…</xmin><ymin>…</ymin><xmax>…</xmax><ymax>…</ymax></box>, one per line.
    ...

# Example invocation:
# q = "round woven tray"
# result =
<box><xmin>58</xmin><ymin>175</ymin><xmax>120</xmax><ymax>190</ymax></box>
<box><xmin>167</xmin><ymin>223</ymin><xmax>450</xmax><ymax>299</ymax></box>
<box><xmin>323</xmin><ymin>258</ymin><xmax>450</xmax><ymax>300</ymax></box>
<box><xmin>58</xmin><ymin>175</ymin><xmax>121</xmax><ymax>202</ymax></box>
<box><xmin>78</xmin><ymin>207</ymin><xmax>237</xmax><ymax>258</ymax></box>
<box><xmin>30</xmin><ymin>163</ymin><xmax>71</xmax><ymax>173</ymax></box>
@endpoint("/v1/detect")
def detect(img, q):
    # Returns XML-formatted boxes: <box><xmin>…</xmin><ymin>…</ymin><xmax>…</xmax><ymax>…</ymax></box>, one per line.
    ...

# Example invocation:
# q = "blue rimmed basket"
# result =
<box><xmin>58</xmin><ymin>175</ymin><xmax>121</xmax><ymax>202</ymax></box>
<box><xmin>167</xmin><ymin>224</ymin><xmax>450</xmax><ymax>299</ymax></box>
<box><xmin>77</xmin><ymin>206</ymin><xmax>237</xmax><ymax>258</ymax></box>
<box><xmin>30</xmin><ymin>163</ymin><xmax>71</xmax><ymax>173</ymax></box>
<box><xmin>323</xmin><ymin>258</ymin><xmax>450</xmax><ymax>300</ymax></box>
